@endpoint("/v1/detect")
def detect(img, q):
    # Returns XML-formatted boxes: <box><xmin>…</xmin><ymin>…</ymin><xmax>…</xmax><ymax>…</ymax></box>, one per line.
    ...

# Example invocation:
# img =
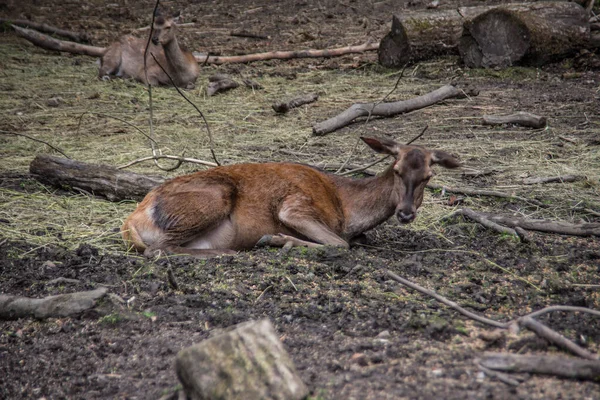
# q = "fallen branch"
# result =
<box><xmin>427</xmin><ymin>183</ymin><xmax>546</xmax><ymax>207</ymax></box>
<box><xmin>194</xmin><ymin>41</ymin><xmax>379</xmax><ymax>64</ymax></box>
<box><xmin>481</xmin><ymin>213</ymin><xmax>600</xmax><ymax>237</ymax></box>
<box><xmin>272</xmin><ymin>93</ymin><xmax>319</xmax><ymax>114</ymax></box>
<box><xmin>522</xmin><ymin>175</ymin><xmax>583</xmax><ymax>185</ymax></box>
<box><xmin>12</xmin><ymin>25</ymin><xmax>104</xmax><ymax>57</ymax></box>
<box><xmin>477</xmin><ymin>364</ymin><xmax>521</xmax><ymax>386</ymax></box>
<box><xmin>0</xmin><ymin>287</ymin><xmax>107</xmax><ymax>320</ymax></box>
<box><xmin>448</xmin><ymin>208</ymin><xmax>519</xmax><ymax>237</ymax></box>
<box><xmin>480</xmin><ymin>353</ymin><xmax>600</xmax><ymax>381</ymax></box>
<box><xmin>207</xmin><ymin>74</ymin><xmax>239</xmax><ymax>96</ymax></box>
<box><xmin>482</xmin><ymin>112</ymin><xmax>547</xmax><ymax>129</ymax></box>
<box><xmin>230</xmin><ymin>30</ymin><xmax>270</xmax><ymax>40</ymax></box>
<box><xmin>1</xmin><ymin>18</ymin><xmax>90</xmax><ymax>43</ymax></box>
<box><xmin>385</xmin><ymin>269</ymin><xmax>599</xmax><ymax>360</ymax></box>
<box><xmin>519</xmin><ymin>316</ymin><xmax>598</xmax><ymax>360</ymax></box>
<box><xmin>313</xmin><ymin>84</ymin><xmax>478</xmax><ymax>136</ymax></box>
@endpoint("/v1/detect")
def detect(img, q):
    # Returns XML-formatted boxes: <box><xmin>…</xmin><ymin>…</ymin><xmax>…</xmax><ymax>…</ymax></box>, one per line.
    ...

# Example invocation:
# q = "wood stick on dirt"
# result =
<box><xmin>480</xmin><ymin>353</ymin><xmax>600</xmax><ymax>381</ymax></box>
<box><xmin>194</xmin><ymin>41</ymin><xmax>379</xmax><ymax>64</ymax></box>
<box><xmin>12</xmin><ymin>25</ymin><xmax>104</xmax><ymax>57</ymax></box>
<box><xmin>0</xmin><ymin>287</ymin><xmax>107</xmax><ymax>320</ymax></box>
<box><xmin>207</xmin><ymin>74</ymin><xmax>240</xmax><ymax>96</ymax></box>
<box><xmin>1</xmin><ymin>18</ymin><xmax>90</xmax><ymax>43</ymax></box>
<box><xmin>522</xmin><ymin>175</ymin><xmax>583</xmax><ymax>185</ymax></box>
<box><xmin>385</xmin><ymin>270</ymin><xmax>507</xmax><ymax>328</ymax></box>
<box><xmin>449</xmin><ymin>208</ymin><xmax>519</xmax><ymax>237</ymax></box>
<box><xmin>481</xmin><ymin>213</ymin><xmax>600</xmax><ymax>237</ymax></box>
<box><xmin>313</xmin><ymin>84</ymin><xmax>478</xmax><ymax>136</ymax></box>
<box><xmin>518</xmin><ymin>316</ymin><xmax>599</xmax><ymax>360</ymax></box>
<box><xmin>272</xmin><ymin>93</ymin><xmax>319</xmax><ymax>113</ymax></box>
<box><xmin>426</xmin><ymin>183</ymin><xmax>546</xmax><ymax>207</ymax></box>
<box><xmin>482</xmin><ymin>112</ymin><xmax>547</xmax><ymax>129</ymax></box>
<box><xmin>385</xmin><ymin>269</ymin><xmax>600</xmax><ymax>359</ymax></box>
<box><xmin>230</xmin><ymin>30</ymin><xmax>270</xmax><ymax>40</ymax></box>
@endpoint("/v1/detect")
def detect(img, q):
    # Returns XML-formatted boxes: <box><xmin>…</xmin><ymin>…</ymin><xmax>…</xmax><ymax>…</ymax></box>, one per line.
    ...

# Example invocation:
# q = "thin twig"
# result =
<box><xmin>117</xmin><ymin>155</ymin><xmax>217</xmax><ymax>170</ymax></box>
<box><xmin>0</xmin><ymin>130</ymin><xmax>70</xmax><ymax>158</ymax></box>
<box><xmin>427</xmin><ymin>183</ymin><xmax>546</xmax><ymax>207</ymax></box>
<box><xmin>149</xmin><ymin>52</ymin><xmax>220</xmax><ymax>166</ymax></box>
<box><xmin>519</xmin><ymin>316</ymin><xmax>598</xmax><ymax>360</ymax></box>
<box><xmin>405</xmin><ymin>125</ymin><xmax>428</xmax><ymax>145</ymax></box>
<box><xmin>523</xmin><ymin>305</ymin><xmax>600</xmax><ymax>320</ymax></box>
<box><xmin>142</xmin><ymin>0</ymin><xmax>176</xmax><ymax>172</ymax></box>
<box><xmin>255</xmin><ymin>285</ymin><xmax>272</xmax><ymax>303</ymax></box>
<box><xmin>335</xmin><ymin>65</ymin><xmax>408</xmax><ymax>175</ymax></box>
<box><xmin>339</xmin><ymin>155</ymin><xmax>390</xmax><ymax>176</ymax></box>
<box><xmin>385</xmin><ymin>268</ymin><xmax>600</xmax><ymax>360</ymax></box>
<box><xmin>385</xmin><ymin>269</ymin><xmax>507</xmax><ymax>328</ymax></box>
<box><xmin>478</xmin><ymin>363</ymin><xmax>521</xmax><ymax>386</ymax></box>
<box><xmin>76</xmin><ymin>112</ymin><xmax>158</xmax><ymax>145</ymax></box>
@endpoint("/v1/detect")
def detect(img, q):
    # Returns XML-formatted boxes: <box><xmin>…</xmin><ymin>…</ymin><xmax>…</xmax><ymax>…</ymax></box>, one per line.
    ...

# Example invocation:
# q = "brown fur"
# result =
<box><xmin>98</xmin><ymin>13</ymin><xmax>199</xmax><ymax>88</ymax></box>
<box><xmin>122</xmin><ymin>137</ymin><xmax>460</xmax><ymax>257</ymax></box>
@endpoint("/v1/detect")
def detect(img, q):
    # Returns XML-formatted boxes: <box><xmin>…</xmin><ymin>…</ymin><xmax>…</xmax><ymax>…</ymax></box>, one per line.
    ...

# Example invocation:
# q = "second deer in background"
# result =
<box><xmin>98</xmin><ymin>11</ymin><xmax>199</xmax><ymax>88</ymax></box>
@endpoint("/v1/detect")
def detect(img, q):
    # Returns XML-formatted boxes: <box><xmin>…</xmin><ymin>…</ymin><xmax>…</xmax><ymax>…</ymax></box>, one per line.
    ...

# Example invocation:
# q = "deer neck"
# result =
<box><xmin>331</xmin><ymin>163</ymin><xmax>399</xmax><ymax>238</ymax></box>
<box><xmin>162</xmin><ymin>37</ymin><xmax>187</xmax><ymax>73</ymax></box>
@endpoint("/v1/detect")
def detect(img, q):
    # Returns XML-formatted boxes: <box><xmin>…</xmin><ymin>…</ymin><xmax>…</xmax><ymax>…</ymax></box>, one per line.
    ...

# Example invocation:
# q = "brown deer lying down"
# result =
<box><xmin>122</xmin><ymin>137</ymin><xmax>460</xmax><ymax>258</ymax></box>
<box><xmin>98</xmin><ymin>12</ymin><xmax>199</xmax><ymax>88</ymax></box>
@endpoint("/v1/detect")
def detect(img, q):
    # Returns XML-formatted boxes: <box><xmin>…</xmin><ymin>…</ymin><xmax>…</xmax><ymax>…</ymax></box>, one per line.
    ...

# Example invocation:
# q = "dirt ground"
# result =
<box><xmin>1</xmin><ymin>0</ymin><xmax>600</xmax><ymax>399</ymax></box>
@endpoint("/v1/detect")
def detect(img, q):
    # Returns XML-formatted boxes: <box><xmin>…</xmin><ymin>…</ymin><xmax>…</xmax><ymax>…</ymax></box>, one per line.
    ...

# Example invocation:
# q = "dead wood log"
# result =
<box><xmin>482</xmin><ymin>112</ymin><xmax>547</xmax><ymax>129</ymax></box>
<box><xmin>272</xmin><ymin>93</ymin><xmax>319</xmax><ymax>113</ymax></box>
<box><xmin>312</xmin><ymin>84</ymin><xmax>478</xmax><ymax>136</ymax></box>
<box><xmin>378</xmin><ymin>2</ymin><xmax>589</xmax><ymax>68</ymax></box>
<box><xmin>480</xmin><ymin>353</ymin><xmax>600</xmax><ymax>381</ymax></box>
<box><xmin>176</xmin><ymin>319</ymin><xmax>308</xmax><ymax>400</ymax></box>
<box><xmin>1</xmin><ymin>18</ymin><xmax>90</xmax><ymax>43</ymax></box>
<box><xmin>12</xmin><ymin>25</ymin><xmax>104</xmax><ymax>57</ymax></box>
<box><xmin>459</xmin><ymin>2</ymin><xmax>589</xmax><ymax>68</ymax></box>
<box><xmin>522</xmin><ymin>175</ymin><xmax>583</xmax><ymax>185</ymax></box>
<box><xmin>0</xmin><ymin>287</ymin><xmax>107</xmax><ymax>320</ymax></box>
<box><xmin>482</xmin><ymin>213</ymin><xmax>600</xmax><ymax>237</ymax></box>
<box><xmin>30</xmin><ymin>154</ymin><xmax>164</xmax><ymax>202</ymax></box>
<box><xmin>378</xmin><ymin>6</ymin><xmax>489</xmax><ymax>67</ymax></box>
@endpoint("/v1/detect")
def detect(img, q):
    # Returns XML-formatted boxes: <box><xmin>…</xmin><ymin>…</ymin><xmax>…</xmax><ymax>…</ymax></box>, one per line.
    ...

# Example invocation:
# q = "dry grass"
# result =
<box><xmin>1</xmin><ymin>33</ymin><xmax>599</xmax><ymax>256</ymax></box>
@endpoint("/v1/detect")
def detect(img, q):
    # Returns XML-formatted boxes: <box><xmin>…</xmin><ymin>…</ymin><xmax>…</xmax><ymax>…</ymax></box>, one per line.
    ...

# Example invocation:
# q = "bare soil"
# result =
<box><xmin>1</xmin><ymin>0</ymin><xmax>600</xmax><ymax>399</ymax></box>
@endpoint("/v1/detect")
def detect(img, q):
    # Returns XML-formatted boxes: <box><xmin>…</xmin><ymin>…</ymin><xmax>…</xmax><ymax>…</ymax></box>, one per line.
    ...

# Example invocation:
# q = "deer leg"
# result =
<box><xmin>98</xmin><ymin>44</ymin><xmax>122</xmax><ymax>78</ymax></box>
<box><xmin>256</xmin><ymin>233</ymin><xmax>323</xmax><ymax>249</ymax></box>
<box><xmin>260</xmin><ymin>199</ymin><xmax>350</xmax><ymax>249</ymax></box>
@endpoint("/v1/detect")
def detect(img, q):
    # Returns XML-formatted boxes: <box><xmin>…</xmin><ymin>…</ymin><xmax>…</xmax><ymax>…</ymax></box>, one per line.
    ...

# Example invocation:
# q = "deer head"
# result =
<box><xmin>151</xmin><ymin>11</ymin><xmax>182</xmax><ymax>46</ymax></box>
<box><xmin>361</xmin><ymin>136</ymin><xmax>460</xmax><ymax>224</ymax></box>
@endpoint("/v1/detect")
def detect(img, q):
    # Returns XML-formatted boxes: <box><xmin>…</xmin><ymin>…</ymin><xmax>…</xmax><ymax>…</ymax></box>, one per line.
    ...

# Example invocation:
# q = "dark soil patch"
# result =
<box><xmin>1</xmin><ymin>223</ymin><xmax>599</xmax><ymax>399</ymax></box>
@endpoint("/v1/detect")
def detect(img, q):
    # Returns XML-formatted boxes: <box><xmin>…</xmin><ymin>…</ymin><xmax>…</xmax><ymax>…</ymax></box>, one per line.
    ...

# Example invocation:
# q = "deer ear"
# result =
<box><xmin>360</xmin><ymin>137</ymin><xmax>400</xmax><ymax>156</ymax></box>
<box><xmin>172</xmin><ymin>11</ymin><xmax>183</xmax><ymax>23</ymax></box>
<box><xmin>430</xmin><ymin>150</ymin><xmax>460</xmax><ymax>169</ymax></box>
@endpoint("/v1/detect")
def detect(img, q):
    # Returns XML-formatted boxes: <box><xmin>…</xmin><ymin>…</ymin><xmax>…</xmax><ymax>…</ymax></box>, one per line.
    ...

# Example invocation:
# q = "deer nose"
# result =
<box><xmin>152</xmin><ymin>37</ymin><xmax>159</xmax><ymax>45</ymax></box>
<box><xmin>397</xmin><ymin>210</ymin><xmax>415</xmax><ymax>224</ymax></box>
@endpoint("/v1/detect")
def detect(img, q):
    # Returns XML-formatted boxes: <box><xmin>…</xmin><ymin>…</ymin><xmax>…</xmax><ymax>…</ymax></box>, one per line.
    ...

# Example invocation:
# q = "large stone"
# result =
<box><xmin>175</xmin><ymin>319</ymin><xmax>308</xmax><ymax>400</ymax></box>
